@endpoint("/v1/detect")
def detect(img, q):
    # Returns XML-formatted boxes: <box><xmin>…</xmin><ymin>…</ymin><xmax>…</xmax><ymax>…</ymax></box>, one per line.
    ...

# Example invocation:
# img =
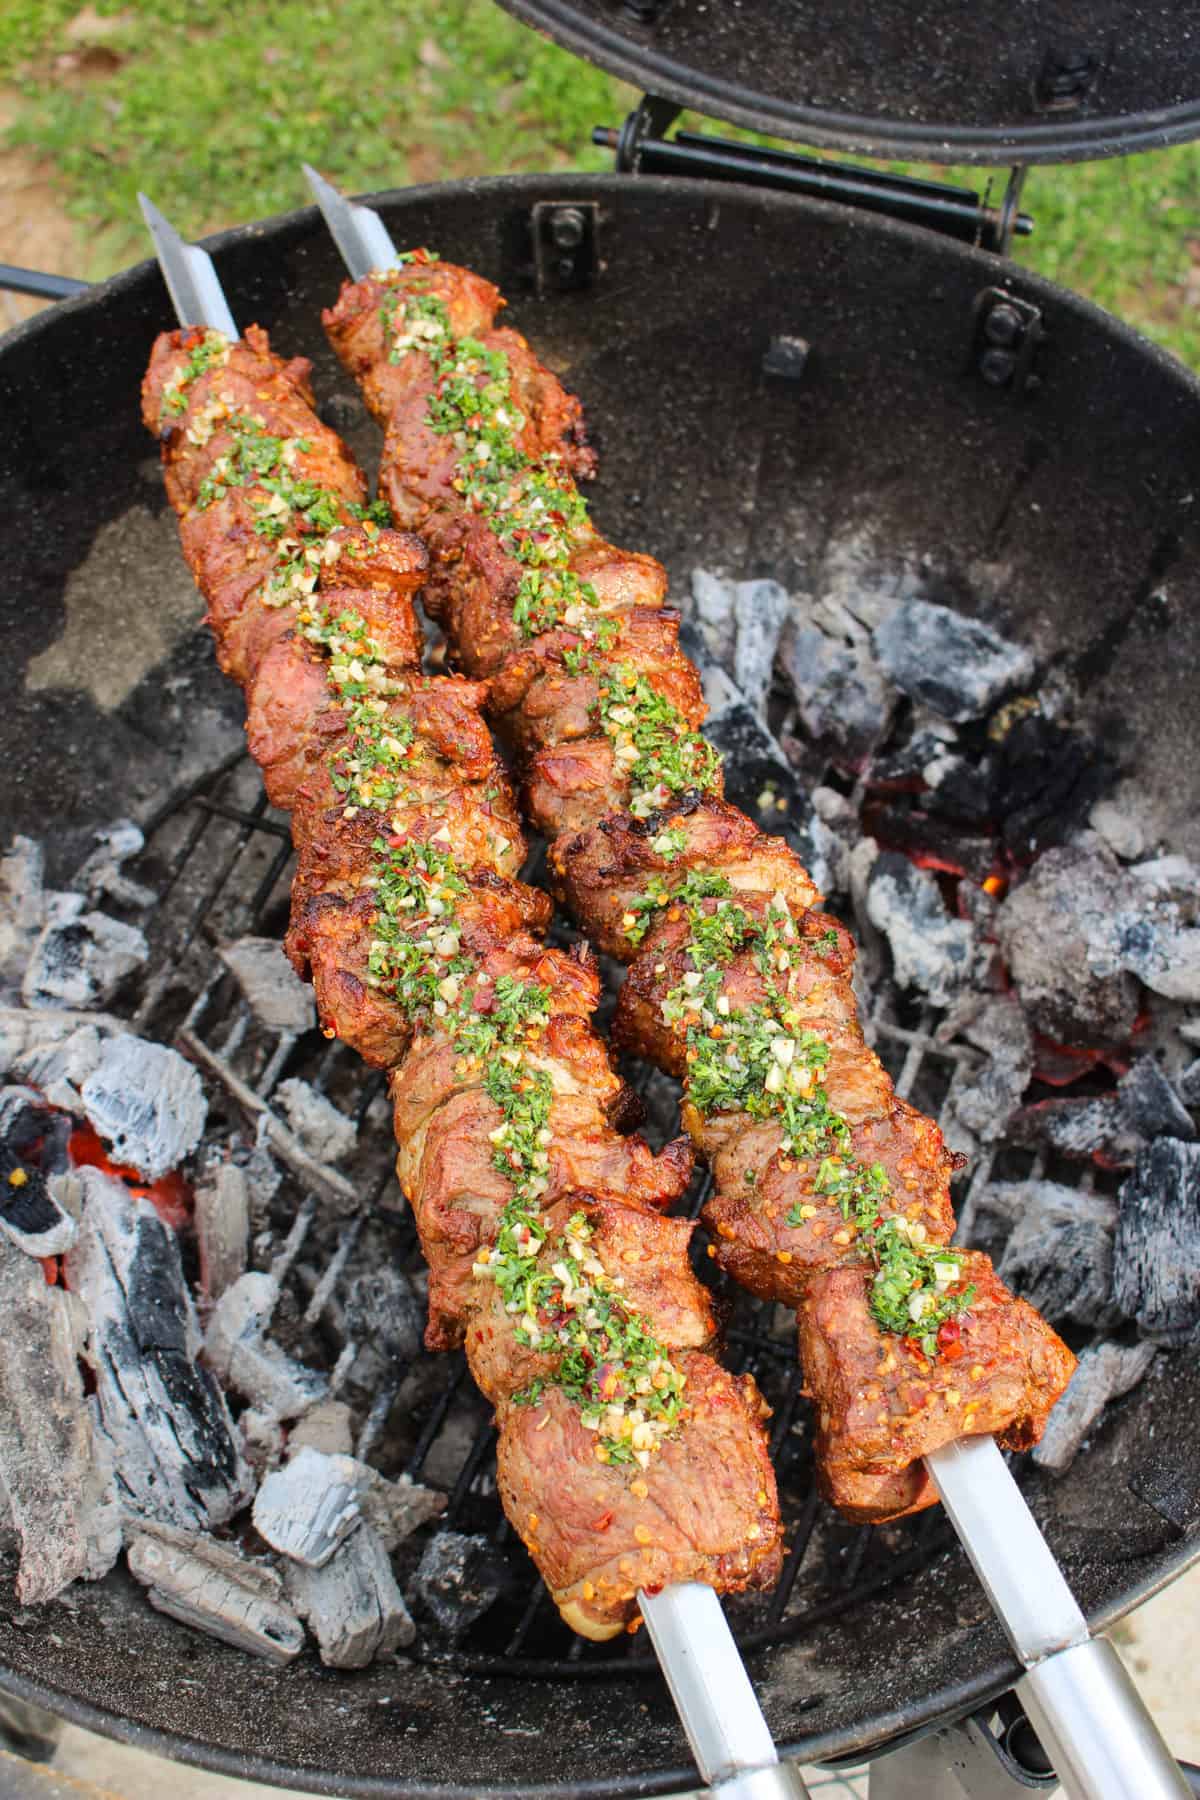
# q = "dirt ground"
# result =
<box><xmin>0</xmin><ymin>108</ymin><xmax>92</xmax><ymax>331</ymax></box>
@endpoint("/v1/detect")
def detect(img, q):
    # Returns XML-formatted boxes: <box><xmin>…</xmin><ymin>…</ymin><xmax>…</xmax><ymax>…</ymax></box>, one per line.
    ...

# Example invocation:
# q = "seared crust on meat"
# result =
<box><xmin>799</xmin><ymin>1255</ymin><xmax>1077</xmax><ymax>1522</ymax></box>
<box><xmin>328</xmin><ymin>253</ymin><xmax>1077</xmax><ymax>1540</ymax></box>
<box><xmin>145</xmin><ymin>313</ymin><xmax>783</xmax><ymax>1642</ymax></box>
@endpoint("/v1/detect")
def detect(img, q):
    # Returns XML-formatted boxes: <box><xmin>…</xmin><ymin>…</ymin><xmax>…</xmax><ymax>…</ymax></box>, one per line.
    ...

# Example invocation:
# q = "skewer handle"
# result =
<box><xmin>639</xmin><ymin>1584</ymin><xmax>809</xmax><ymax>1797</ymax></box>
<box><xmin>927</xmin><ymin>1436</ymin><xmax>1189</xmax><ymax>1800</ymax></box>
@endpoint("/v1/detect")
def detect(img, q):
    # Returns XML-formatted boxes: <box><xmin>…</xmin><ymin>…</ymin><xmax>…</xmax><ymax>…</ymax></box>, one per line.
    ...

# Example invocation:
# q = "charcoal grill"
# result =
<box><xmin>3</xmin><ymin>2</ymin><xmax>1200</xmax><ymax>1790</ymax></box>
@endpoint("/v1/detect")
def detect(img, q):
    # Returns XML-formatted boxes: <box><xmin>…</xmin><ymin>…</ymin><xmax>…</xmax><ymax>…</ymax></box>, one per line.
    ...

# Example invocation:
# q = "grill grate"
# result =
<box><xmin>119</xmin><ymin>749</ymin><xmax>1074</xmax><ymax>1679</ymax></box>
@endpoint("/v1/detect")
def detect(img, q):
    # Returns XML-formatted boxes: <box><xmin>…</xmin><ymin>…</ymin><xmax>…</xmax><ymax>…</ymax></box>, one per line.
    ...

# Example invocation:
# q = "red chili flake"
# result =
<box><xmin>591</xmin><ymin>1512</ymin><xmax>614</xmax><ymax>1532</ymax></box>
<box><xmin>937</xmin><ymin>1320</ymin><xmax>961</xmax><ymax>1346</ymax></box>
<box><xmin>941</xmin><ymin>1340</ymin><xmax>966</xmax><ymax>1362</ymax></box>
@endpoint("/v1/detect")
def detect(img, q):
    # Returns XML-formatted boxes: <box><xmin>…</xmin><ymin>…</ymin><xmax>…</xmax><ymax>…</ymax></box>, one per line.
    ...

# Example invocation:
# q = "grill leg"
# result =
<box><xmin>0</xmin><ymin>1697</ymin><xmax>61</xmax><ymax>1764</ymax></box>
<box><xmin>866</xmin><ymin>1713</ymin><xmax>1056</xmax><ymax>1796</ymax></box>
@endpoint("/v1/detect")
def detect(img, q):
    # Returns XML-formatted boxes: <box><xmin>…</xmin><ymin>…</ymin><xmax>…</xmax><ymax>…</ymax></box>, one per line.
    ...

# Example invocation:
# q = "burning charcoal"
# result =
<box><xmin>0</xmin><ymin>837</ymin><xmax>45</xmax><ymax>993</ymax></box>
<box><xmin>285</xmin><ymin>1523</ymin><xmax>415</xmax><ymax>1668</ymax></box>
<box><xmin>1117</xmin><ymin>1058</ymin><xmax>1195</xmax><ymax>1142</ymax></box>
<box><xmin>1032</xmin><ymin>1342</ymin><xmax>1159</xmax><ymax>1476</ymax></box>
<box><xmin>688</xmin><ymin>569</ymin><xmax>737</xmax><ymax>669</ymax></box>
<box><xmin>1008</xmin><ymin>1095</ymin><xmax>1141</xmax><ymax>1169</ymax></box>
<box><xmin>872</xmin><ymin>600</ymin><xmax>1033</xmax><ymax>723</ymax></box>
<box><xmin>80</xmin><ymin>1035</ymin><xmax>207</xmax><ymax>1181</ymax></box>
<box><xmin>868</xmin><ymin>720</ymin><xmax>956</xmax><ymax>789</ymax></box>
<box><xmin>943</xmin><ymin>995</ymin><xmax>1033</xmax><ymax>1143</ymax></box>
<box><xmin>1088</xmin><ymin>798</ymin><xmax>1145</xmax><ymax>864</ymax></box>
<box><xmin>1113</xmin><ymin>1139</ymin><xmax>1200</xmax><ymax>1344</ymax></box>
<box><xmin>205</xmin><ymin>1270</ymin><xmax>328</xmax><ymax>1419</ymax></box>
<box><xmin>985</xmin><ymin>1181</ymin><xmax>1122</xmax><ymax>1329</ymax></box>
<box><xmin>995</xmin><ymin>841</ymin><xmax>1142</xmax><ymax>1048</ymax></box>
<box><xmin>194</xmin><ymin>1159</ymin><xmax>249</xmax><ymax>1300</ymax></box>
<box><xmin>355</xmin><ymin>1467</ymin><xmax>447</xmax><ymax>1551</ymax></box>
<box><xmin>777</xmin><ymin>620</ymin><xmax>896</xmax><ymax>765</ymax></box>
<box><xmin>344</xmin><ymin>1266</ymin><xmax>423</xmax><ymax>1366</ymax></box>
<box><xmin>0</xmin><ymin>1146</ymin><xmax>77</xmax><ymax>1258</ymax></box>
<box><xmin>274</xmin><ymin>1077</ymin><xmax>357</xmax><ymax>1166</ymax></box>
<box><xmin>290</xmin><ymin>1399</ymin><xmax>355</xmax><ymax>1459</ymax></box>
<box><xmin>22</xmin><ymin>899</ymin><xmax>149</xmax><ymax>1011</ymax></box>
<box><xmin>0</xmin><ymin>1232</ymin><xmax>122</xmax><ymax>1602</ymax></box>
<box><xmin>411</xmin><ymin>1530</ymin><xmax>508</xmax><ymax>1635</ymax></box>
<box><xmin>252</xmin><ymin>1446</ymin><xmax>362</xmax><ymax>1568</ymax></box>
<box><xmin>218</xmin><ymin>936</ymin><xmax>317</xmax><ymax>1036</ymax></box>
<box><xmin>127</xmin><ymin>1520</ymin><xmax>305</xmax><ymax>1666</ymax></box>
<box><xmin>862</xmin><ymin>803</ymin><xmax>996</xmax><ymax>884</ymax></box>
<box><xmin>733</xmin><ymin>578</ymin><xmax>790</xmax><ymax>719</ymax></box>
<box><xmin>66</xmin><ymin>1166</ymin><xmax>253</xmax><ymax>1530</ymax></box>
<box><xmin>865</xmin><ymin>852</ymin><xmax>979</xmax><ymax>1007</ymax></box>
<box><xmin>72</xmin><ymin>821</ymin><xmax>155</xmax><ymax>911</ymax></box>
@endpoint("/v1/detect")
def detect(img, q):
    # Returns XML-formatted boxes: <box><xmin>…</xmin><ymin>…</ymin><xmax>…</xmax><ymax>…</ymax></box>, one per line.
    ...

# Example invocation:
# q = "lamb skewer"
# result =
<box><xmin>137</xmin><ymin>199</ymin><xmax>787</xmax><ymax>1671</ymax></box>
<box><xmin>303</xmin><ymin>172</ymin><xmax>1190</xmax><ymax>1800</ymax></box>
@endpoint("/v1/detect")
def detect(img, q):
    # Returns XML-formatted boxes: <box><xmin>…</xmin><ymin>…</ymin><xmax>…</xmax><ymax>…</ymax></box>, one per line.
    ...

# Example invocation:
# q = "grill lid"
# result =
<box><xmin>497</xmin><ymin>0</ymin><xmax>1200</xmax><ymax>164</ymax></box>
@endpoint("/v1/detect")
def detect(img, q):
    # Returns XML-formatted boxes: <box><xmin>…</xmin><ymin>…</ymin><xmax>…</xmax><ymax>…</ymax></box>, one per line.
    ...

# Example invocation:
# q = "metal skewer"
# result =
<box><xmin>138</xmin><ymin>188</ymin><xmax>808</xmax><ymax>1800</ymax></box>
<box><xmin>296</xmin><ymin>166</ymin><xmax>1193</xmax><ymax>1800</ymax></box>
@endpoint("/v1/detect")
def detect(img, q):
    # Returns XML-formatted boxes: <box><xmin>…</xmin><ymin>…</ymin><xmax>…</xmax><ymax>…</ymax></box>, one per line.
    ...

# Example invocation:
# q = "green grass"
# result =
<box><xmin>3</xmin><ymin>0</ymin><xmax>1200</xmax><ymax>369</ymax></box>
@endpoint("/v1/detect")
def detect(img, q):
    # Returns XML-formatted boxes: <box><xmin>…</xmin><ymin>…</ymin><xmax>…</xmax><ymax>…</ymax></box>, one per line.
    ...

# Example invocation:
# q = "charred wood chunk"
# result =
<box><xmin>274</xmin><ymin>1077</ymin><xmax>357</xmax><ymax>1165</ymax></box>
<box><xmin>1114</xmin><ymin>1139</ymin><xmax>1200</xmax><ymax>1345</ymax></box>
<box><xmin>218</xmin><ymin>935</ymin><xmax>317</xmax><ymax>1035</ymax></box>
<box><xmin>0</xmin><ymin>1232</ymin><xmax>121</xmax><ymax>1603</ymax></box>
<box><xmin>872</xmin><ymin>599</ymin><xmax>1033</xmax><ymax>724</ymax></box>
<box><xmin>127</xmin><ymin>1520</ymin><xmax>305</xmax><ymax>1665</ymax></box>
<box><xmin>285</xmin><ymin>1522</ymin><xmax>415</xmax><ymax>1668</ymax></box>
<box><xmin>1117</xmin><ymin>1058</ymin><xmax>1196</xmax><ymax>1144</ymax></box>
<box><xmin>1031</xmin><ymin>1341</ymin><xmax>1158</xmax><ymax>1476</ymax></box>
<box><xmin>777</xmin><ymin>619</ymin><xmax>896</xmax><ymax>765</ymax></box>
<box><xmin>204</xmin><ymin>1270</ymin><xmax>328</xmax><ymax>1419</ymax></box>
<box><xmin>252</xmin><ymin>1446</ymin><xmax>363</xmax><ymax>1568</ymax></box>
<box><xmin>1008</xmin><ymin>1094</ymin><xmax>1142</xmax><ymax>1170</ymax></box>
<box><xmin>80</xmin><ymin>1035</ymin><xmax>207</xmax><ymax>1181</ymax></box>
<box><xmin>194</xmin><ymin>1159</ymin><xmax>249</xmax><ymax>1301</ymax></box>
<box><xmin>996</xmin><ymin>841</ymin><xmax>1142</xmax><ymax>1049</ymax></box>
<box><xmin>865</xmin><ymin>852</ymin><xmax>981</xmax><ymax>1007</ymax></box>
<box><xmin>990</xmin><ymin>715</ymin><xmax>1113</xmax><ymax>861</ymax></box>
<box><xmin>410</xmin><ymin>1530</ymin><xmax>511</xmax><ymax>1636</ymax></box>
<box><xmin>65</xmin><ymin>1166</ymin><xmax>252</xmax><ymax>1530</ymax></box>
<box><xmin>22</xmin><ymin>899</ymin><xmax>148</xmax><ymax>1011</ymax></box>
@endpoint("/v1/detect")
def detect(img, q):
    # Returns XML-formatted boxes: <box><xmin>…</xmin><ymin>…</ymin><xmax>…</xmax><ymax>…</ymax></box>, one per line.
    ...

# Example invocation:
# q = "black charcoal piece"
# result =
<box><xmin>777</xmin><ymin>620</ymin><xmax>896</xmax><ymax>765</ymax></box>
<box><xmin>253</xmin><ymin>1446</ymin><xmax>363</xmax><ymax>1569</ymax></box>
<box><xmin>65</xmin><ymin>1166</ymin><xmax>252</xmax><ymax>1531</ymax></box>
<box><xmin>1118</xmin><ymin>1058</ymin><xmax>1196</xmax><ymax>1142</ymax></box>
<box><xmin>0</xmin><ymin>1230</ymin><xmax>122</xmax><ymax>1603</ymax></box>
<box><xmin>0</xmin><ymin>1145</ymin><xmax>76</xmax><ymax>1258</ymax></box>
<box><xmin>344</xmin><ymin>1266</ymin><xmax>423</xmax><ymax>1365</ymax></box>
<box><xmin>72</xmin><ymin>820</ymin><xmax>155</xmax><ymax>911</ymax></box>
<box><xmin>996</xmin><ymin>842</ymin><xmax>1142</xmax><ymax>1048</ymax></box>
<box><xmin>991</xmin><ymin>716</ymin><xmax>1112</xmax><ymax>861</ymax></box>
<box><xmin>204</xmin><ymin>1270</ymin><xmax>328</xmax><ymax>1420</ymax></box>
<box><xmin>998</xmin><ymin>1205</ymin><xmax>1122</xmax><ymax>1330</ymax></box>
<box><xmin>1114</xmin><ymin>1138</ymin><xmax>1200</xmax><ymax>1344</ymax></box>
<box><xmin>945</xmin><ymin>995</ymin><xmax>1033</xmax><ymax>1143</ymax></box>
<box><xmin>1177</xmin><ymin>1059</ymin><xmax>1200</xmax><ymax>1109</ymax></box>
<box><xmin>873</xmin><ymin>600</ymin><xmax>1033</xmax><ymax>722</ymax></box>
<box><xmin>865</xmin><ymin>852</ymin><xmax>979</xmax><ymax>1006</ymax></box>
<box><xmin>22</xmin><ymin>901</ymin><xmax>149</xmax><ymax>1011</ymax></box>
<box><xmin>867</xmin><ymin>723</ymin><xmax>957</xmax><ymax>789</ymax></box>
<box><xmin>127</xmin><ymin>1521</ymin><xmax>305</xmax><ymax>1666</ymax></box>
<box><xmin>285</xmin><ymin>1522</ymin><xmax>415</xmax><ymax>1668</ymax></box>
<box><xmin>274</xmin><ymin>1077</ymin><xmax>357</xmax><ymax>1166</ymax></box>
<box><xmin>1032</xmin><ymin>1342</ymin><xmax>1159</xmax><ymax>1476</ymax></box>
<box><xmin>1008</xmin><ymin>1095</ymin><xmax>1142</xmax><ymax>1169</ymax></box>
<box><xmin>218</xmin><ymin>936</ymin><xmax>317</xmax><ymax>1035</ymax></box>
<box><xmin>80</xmin><ymin>1035</ymin><xmax>207</xmax><ymax>1180</ymax></box>
<box><xmin>411</xmin><ymin>1530</ymin><xmax>509</xmax><ymax>1635</ymax></box>
<box><xmin>733</xmin><ymin>578</ymin><xmax>790</xmax><ymax>719</ymax></box>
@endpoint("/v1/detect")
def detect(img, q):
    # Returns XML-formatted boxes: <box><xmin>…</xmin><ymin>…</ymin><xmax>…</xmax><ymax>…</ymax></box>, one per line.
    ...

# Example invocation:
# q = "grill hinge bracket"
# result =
<box><xmin>594</xmin><ymin>98</ymin><xmax>1033</xmax><ymax>255</ymax></box>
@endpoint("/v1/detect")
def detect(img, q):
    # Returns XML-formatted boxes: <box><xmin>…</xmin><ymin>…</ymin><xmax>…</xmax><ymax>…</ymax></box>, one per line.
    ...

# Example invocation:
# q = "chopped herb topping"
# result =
<box><xmin>475</xmin><ymin>1209</ymin><xmax>685</xmax><ymax>1465</ymax></box>
<box><xmin>161</xmin><ymin>328</ymin><xmax>231</xmax><ymax>417</ymax></box>
<box><xmin>596</xmin><ymin>663</ymin><xmax>721</xmax><ymax>818</ymax></box>
<box><xmin>637</xmin><ymin>877</ymin><xmax>972</xmax><ymax>1356</ymax></box>
<box><xmin>378</xmin><ymin>270</ymin><xmax>620</xmax><ymax>645</ymax></box>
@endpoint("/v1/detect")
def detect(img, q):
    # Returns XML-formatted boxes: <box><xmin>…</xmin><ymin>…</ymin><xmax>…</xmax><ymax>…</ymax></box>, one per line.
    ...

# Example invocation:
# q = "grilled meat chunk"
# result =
<box><xmin>147</xmin><ymin>316</ymin><xmax>783</xmax><ymax>1638</ymax></box>
<box><xmin>328</xmin><ymin>251</ymin><xmax>1077</xmax><ymax>1539</ymax></box>
<box><xmin>799</xmin><ymin>1255</ymin><xmax>1076</xmax><ymax>1522</ymax></box>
